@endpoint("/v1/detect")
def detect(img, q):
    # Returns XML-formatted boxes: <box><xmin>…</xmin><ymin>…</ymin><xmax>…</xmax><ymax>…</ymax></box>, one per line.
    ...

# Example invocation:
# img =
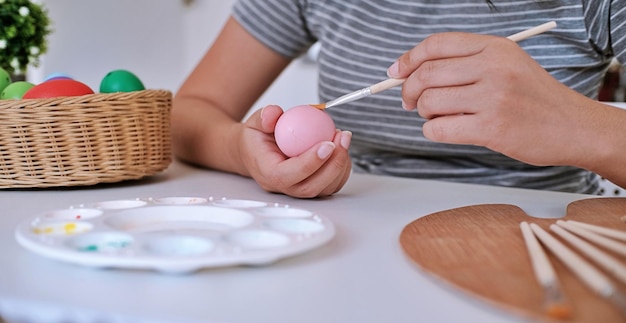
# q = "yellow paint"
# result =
<box><xmin>33</xmin><ymin>227</ymin><xmax>54</xmax><ymax>234</ymax></box>
<box><xmin>33</xmin><ymin>226</ymin><xmax>55</xmax><ymax>234</ymax></box>
<box><xmin>64</xmin><ymin>223</ymin><xmax>77</xmax><ymax>234</ymax></box>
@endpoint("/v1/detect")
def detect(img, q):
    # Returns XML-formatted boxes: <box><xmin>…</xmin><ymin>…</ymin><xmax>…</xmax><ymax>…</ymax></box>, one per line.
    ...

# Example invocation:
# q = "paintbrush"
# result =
<box><xmin>557</xmin><ymin>220</ymin><xmax>626</xmax><ymax>257</ymax></box>
<box><xmin>552</xmin><ymin>221</ymin><xmax>626</xmax><ymax>285</ymax></box>
<box><xmin>565</xmin><ymin>220</ymin><xmax>626</xmax><ymax>242</ymax></box>
<box><xmin>530</xmin><ymin>223</ymin><xmax>626</xmax><ymax>318</ymax></box>
<box><xmin>520</xmin><ymin>222</ymin><xmax>571</xmax><ymax>320</ymax></box>
<box><xmin>311</xmin><ymin>21</ymin><xmax>557</xmax><ymax>110</ymax></box>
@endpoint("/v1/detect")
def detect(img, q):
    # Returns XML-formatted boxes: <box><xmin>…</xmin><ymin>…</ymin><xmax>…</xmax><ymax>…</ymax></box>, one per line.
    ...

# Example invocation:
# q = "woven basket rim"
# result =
<box><xmin>0</xmin><ymin>89</ymin><xmax>172</xmax><ymax>110</ymax></box>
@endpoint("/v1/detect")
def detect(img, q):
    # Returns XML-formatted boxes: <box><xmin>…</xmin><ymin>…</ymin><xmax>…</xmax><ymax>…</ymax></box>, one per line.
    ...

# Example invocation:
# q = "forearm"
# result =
<box><xmin>577</xmin><ymin>103</ymin><xmax>626</xmax><ymax>190</ymax></box>
<box><xmin>170</xmin><ymin>16</ymin><xmax>293</xmax><ymax>179</ymax></box>
<box><xmin>171</xmin><ymin>95</ymin><xmax>248</xmax><ymax>177</ymax></box>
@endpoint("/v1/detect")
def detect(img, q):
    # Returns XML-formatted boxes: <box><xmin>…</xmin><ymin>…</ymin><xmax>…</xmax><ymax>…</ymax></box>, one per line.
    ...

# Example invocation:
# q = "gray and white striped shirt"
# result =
<box><xmin>233</xmin><ymin>0</ymin><xmax>626</xmax><ymax>194</ymax></box>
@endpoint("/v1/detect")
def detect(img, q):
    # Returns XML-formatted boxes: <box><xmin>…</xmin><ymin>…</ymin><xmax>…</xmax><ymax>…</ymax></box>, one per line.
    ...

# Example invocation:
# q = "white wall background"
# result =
<box><xmin>36</xmin><ymin>0</ymin><xmax>318</xmax><ymax>114</ymax></box>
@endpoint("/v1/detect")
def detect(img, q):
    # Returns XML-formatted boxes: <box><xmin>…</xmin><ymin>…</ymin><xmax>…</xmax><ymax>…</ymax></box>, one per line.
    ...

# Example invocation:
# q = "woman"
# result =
<box><xmin>172</xmin><ymin>0</ymin><xmax>626</xmax><ymax>198</ymax></box>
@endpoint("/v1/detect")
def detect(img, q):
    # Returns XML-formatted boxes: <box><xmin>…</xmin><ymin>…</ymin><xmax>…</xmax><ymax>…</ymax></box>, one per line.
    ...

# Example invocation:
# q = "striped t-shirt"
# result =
<box><xmin>232</xmin><ymin>0</ymin><xmax>626</xmax><ymax>194</ymax></box>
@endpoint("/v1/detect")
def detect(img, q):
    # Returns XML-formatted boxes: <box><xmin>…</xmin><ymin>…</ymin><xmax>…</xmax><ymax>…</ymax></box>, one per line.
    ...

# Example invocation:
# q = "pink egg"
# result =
<box><xmin>274</xmin><ymin>105</ymin><xmax>336</xmax><ymax>157</ymax></box>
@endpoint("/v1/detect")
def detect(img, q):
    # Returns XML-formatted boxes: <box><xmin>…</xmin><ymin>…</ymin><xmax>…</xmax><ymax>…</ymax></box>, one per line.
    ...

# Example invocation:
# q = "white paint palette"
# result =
<box><xmin>15</xmin><ymin>197</ymin><xmax>335</xmax><ymax>274</ymax></box>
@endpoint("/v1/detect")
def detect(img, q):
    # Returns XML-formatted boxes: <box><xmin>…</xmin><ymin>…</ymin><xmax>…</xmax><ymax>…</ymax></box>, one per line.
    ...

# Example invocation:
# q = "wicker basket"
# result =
<box><xmin>0</xmin><ymin>89</ymin><xmax>172</xmax><ymax>188</ymax></box>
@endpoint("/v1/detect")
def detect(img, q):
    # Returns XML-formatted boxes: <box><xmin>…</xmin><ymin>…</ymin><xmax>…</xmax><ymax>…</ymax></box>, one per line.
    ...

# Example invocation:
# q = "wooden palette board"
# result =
<box><xmin>399</xmin><ymin>197</ymin><xmax>626</xmax><ymax>322</ymax></box>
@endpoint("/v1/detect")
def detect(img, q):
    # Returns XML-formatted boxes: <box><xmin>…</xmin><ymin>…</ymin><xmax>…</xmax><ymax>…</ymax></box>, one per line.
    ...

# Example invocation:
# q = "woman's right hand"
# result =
<box><xmin>237</xmin><ymin>105</ymin><xmax>352</xmax><ymax>198</ymax></box>
<box><xmin>172</xmin><ymin>17</ymin><xmax>352</xmax><ymax>198</ymax></box>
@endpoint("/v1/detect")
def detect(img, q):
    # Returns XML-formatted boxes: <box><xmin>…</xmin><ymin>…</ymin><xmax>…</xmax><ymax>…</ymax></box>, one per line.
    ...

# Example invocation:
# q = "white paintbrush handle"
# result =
<box><xmin>369</xmin><ymin>78</ymin><xmax>406</xmax><ymax>94</ymax></box>
<box><xmin>551</xmin><ymin>223</ymin><xmax>626</xmax><ymax>285</ymax></box>
<box><xmin>507</xmin><ymin>21</ymin><xmax>557</xmax><ymax>42</ymax></box>
<box><xmin>520</xmin><ymin>221</ymin><xmax>557</xmax><ymax>286</ymax></box>
<box><xmin>557</xmin><ymin>220</ymin><xmax>626</xmax><ymax>257</ymax></box>
<box><xmin>529</xmin><ymin>223</ymin><xmax>615</xmax><ymax>297</ymax></box>
<box><xmin>566</xmin><ymin>220</ymin><xmax>626</xmax><ymax>242</ymax></box>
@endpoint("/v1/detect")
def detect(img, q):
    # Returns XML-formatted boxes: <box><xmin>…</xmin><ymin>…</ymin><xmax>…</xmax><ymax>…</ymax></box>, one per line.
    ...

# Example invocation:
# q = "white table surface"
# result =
<box><xmin>0</xmin><ymin>160</ymin><xmax>593</xmax><ymax>323</ymax></box>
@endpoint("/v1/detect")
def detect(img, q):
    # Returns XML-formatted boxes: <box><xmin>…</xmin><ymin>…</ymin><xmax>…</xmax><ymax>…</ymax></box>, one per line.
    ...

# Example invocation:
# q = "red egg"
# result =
<box><xmin>274</xmin><ymin>105</ymin><xmax>336</xmax><ymax>157</ymax></box>
<box><xmin>23</xmin><ymin>79</ymin><xmax>94</xmax><ymax>99</ymax></box>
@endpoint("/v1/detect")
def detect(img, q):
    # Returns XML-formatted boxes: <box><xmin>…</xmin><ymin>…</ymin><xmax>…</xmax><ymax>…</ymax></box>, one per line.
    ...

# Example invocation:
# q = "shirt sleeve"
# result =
<box><xmin>232</xmin><ymin>0</ymin><xmax>316</xmax><ymax>59</ymax></box>
<box><xmin>585</xmin><ymin>0</ymin><xmax>626</xmax><ymax>64</ymax></box>
<box><xmin>610</xmin><ymin>0</ymin><xmax>626</xmax><ymax>64</ymax></box>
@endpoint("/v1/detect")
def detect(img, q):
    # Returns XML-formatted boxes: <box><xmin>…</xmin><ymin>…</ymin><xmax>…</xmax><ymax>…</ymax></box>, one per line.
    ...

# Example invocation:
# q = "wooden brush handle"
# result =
<box><xmin>520</xmin><ymin>222</ymin><xmax>556</xmax><ymax>286</ymax></box>
<box><xmin>369</xmin><ymin>78</ymin><xmax>406</xmax><ymax>94</ymax></box>
<box><xmin>530</xmin><ymin>223</ymin><xmax>614</xmax><ymax>296</ymax></box>
<box><xmin>507</xmin><ymin>21</ymin><xmax>556</xmax><ymax>42</ymax></box>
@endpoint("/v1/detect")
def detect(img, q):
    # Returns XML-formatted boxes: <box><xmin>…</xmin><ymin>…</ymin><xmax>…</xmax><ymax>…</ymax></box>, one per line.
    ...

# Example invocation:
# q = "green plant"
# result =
<box><xmin>0</xmin><ymin>0</ymin><xmax>52</xmax><ymax>75</ymax></box>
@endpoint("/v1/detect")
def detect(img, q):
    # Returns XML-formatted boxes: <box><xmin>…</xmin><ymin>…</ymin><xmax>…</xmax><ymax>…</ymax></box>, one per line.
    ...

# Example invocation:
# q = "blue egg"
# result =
<box><xmin>44</xmin><ymin>72</ymin><xmax>73</xmax><ymax>82</ymax></box>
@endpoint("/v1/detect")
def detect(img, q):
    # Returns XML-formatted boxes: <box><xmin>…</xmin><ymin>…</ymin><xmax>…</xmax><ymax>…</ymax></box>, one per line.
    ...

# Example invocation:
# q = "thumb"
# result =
<box><xmin>245</xmin><ymin>105</ymin><xmax>283</xmax><ymax>133</ymax></box>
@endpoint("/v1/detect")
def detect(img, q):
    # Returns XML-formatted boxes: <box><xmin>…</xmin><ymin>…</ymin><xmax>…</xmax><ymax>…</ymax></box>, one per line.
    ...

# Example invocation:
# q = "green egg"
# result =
<box><xmin>99</xmin><ymin>69</ymin><xmax>145</xmax><ymax>93</ymax></box>
<box><xmin>0</xmin><ymin>67</ymin><xmax>11</xmax><ymax>93</ymax></box>
<box><xmin>1</xmin><ymin>81</ymin><xmax>35</xmax><ymax>100</ymax></box>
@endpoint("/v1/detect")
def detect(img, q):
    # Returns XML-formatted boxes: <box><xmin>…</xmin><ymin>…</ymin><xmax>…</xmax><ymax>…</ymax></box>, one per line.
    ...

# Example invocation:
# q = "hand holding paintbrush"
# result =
<box><xmin>311</xmin><ymin>21</ymin><xmax>557</xmax><ymax>110</ymax></box>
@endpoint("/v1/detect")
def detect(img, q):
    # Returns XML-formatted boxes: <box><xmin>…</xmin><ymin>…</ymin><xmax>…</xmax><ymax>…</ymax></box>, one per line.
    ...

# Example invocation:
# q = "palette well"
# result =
<box><xmin>15</xmin><ymin>197</ymin><xmax>335</xmax><ymax>274</ymax></box>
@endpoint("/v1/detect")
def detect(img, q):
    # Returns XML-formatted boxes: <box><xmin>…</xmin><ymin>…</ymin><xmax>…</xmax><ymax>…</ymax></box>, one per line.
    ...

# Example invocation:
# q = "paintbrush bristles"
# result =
<box><xmin>309</xmin><ymin>78</ymin><xmax>405</xmax><ymax>110</ymax></box>
<box><xmin>546</xmin><ymin>303</ymin><xmax>572</xmax><ymax>320</ymax></box>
